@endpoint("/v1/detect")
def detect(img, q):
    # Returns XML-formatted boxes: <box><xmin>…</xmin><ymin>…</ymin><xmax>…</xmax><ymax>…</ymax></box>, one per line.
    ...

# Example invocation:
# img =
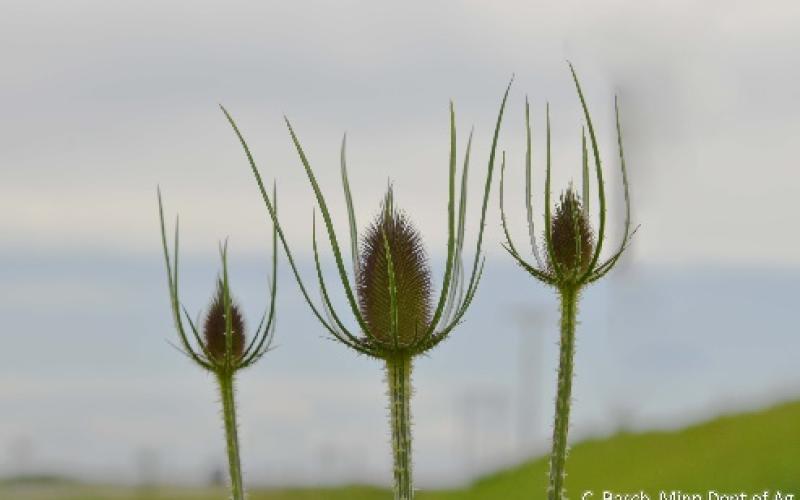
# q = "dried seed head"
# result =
<box><xmin>203</xmin><ymin>279</ymin><xmax>246</xmax><ymax>362</ymax></box>
<box><xmin>358</xmin><ymin>189</ymin><xmax>432</xmax><ymax>347</ymax></box>
<box><xmin>548</xmin><ymin>188</ymin><xmax>594</xmax><ymax>274</ymax></box>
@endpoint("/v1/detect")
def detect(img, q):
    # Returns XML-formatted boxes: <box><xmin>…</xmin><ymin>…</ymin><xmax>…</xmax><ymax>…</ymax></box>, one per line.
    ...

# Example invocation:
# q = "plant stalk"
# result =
<box><xmin>548</xmin><ymin>286</ymin><xmax>578</xmax><ymax>500</ymax></box>
<box><xmin>386</xmin><ymin>355</ymin><xmax>414</xmax><ymax>500</ymax></box>
<box><xmin>218</xmin><ymin>373</ymin><xmax>245</xmax><ymax>500</ymax></box>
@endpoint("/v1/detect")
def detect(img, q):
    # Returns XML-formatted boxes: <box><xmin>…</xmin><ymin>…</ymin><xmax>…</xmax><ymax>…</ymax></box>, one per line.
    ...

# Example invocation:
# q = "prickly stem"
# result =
<box><xmin>386</xmin><ymin>355</ymin><xmax>414</xmax><ymax>500</ymax></box>
<box><xmin>217</xmin><ymin>373</ymin><xmax>245</xmax><ymax>500</ymax></box>
<box><xmin>548</xmin><ymin>286</ymin><xmax>578</xmax><ymax>500</ymax></box>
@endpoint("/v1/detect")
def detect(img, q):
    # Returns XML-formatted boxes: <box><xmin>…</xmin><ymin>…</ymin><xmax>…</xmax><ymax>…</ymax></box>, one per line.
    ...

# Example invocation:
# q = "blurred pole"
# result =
<box><xmin>208</xmin><ymin>464</ymin><xmax>225</xmax><ymax>487</ymax></box>
<box><xmin>455</xmin><ymin>388</ymin><xmax>510</xmax><ymax>481</ymax></box>
<box><xmin>8</xmin><ymin>436</ymin><xmax>34</xmax><ymax>477</ymax></box>
<box><xmin>135</xmin><ymin>447</ymin><xmax>159</xmax><ymax>498</ymax></box>
<box><xmin>512</xmin><ymin>305</ymin><xmax>550</xmax><ymax>460</ymax></box>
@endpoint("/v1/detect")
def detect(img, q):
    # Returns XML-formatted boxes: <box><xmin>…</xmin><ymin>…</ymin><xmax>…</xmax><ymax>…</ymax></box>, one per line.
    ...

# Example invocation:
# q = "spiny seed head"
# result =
<box><xmin>203</xmin><ymin>279</ymin><xmax>246</xmax><ymax>362</ymax></box>
<box><xmin>548</xmin><ymin>188</ymin><xmax>594</xmax><ymax>274</ymax></box>
<box><xmin>358</xmin><ymin>189</ymin><xmax>432</xmax><ymax>347</ymax></box>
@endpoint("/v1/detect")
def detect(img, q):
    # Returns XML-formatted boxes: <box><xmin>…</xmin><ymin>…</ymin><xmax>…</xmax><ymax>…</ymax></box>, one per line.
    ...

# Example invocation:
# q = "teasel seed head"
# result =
<box><xmin>358</xmin><ymin>188</ymin><xmax>433</xmax><ymax>347</ymax></box>
<box><xmin>548</xmin><ymin>187</ymin><xmax>594</xmax><ymax>275</ymax></box>
<box><xmin>203</xmin><ymin>279</ymin><xmax>246</xmax><ymax>362</ymax></box>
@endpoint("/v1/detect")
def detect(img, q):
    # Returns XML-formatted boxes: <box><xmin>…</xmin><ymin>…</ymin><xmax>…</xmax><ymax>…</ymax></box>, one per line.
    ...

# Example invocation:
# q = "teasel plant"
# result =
<box><xmin>499</xmin><ymin>64</ymin><xmax>637</xmax><ymax>500</ymax></box>
<box><xmin>220</xmin><ymin>78</ymin><xmax>512</xmax><ymax>500</ymax></box>
<box><xmin>156</xmin><ymin>188</ymin><xmax>278</xmax><ymax>500</ymax></box>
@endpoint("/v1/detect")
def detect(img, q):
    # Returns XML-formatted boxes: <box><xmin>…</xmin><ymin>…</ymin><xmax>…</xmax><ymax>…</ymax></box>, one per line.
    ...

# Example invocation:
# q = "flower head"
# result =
<box><xmin>358</xmin><ymin>189</ymin><xmax>432</xmax><ymax>347</ymax></box>
<box><xmin>203</xmin><ymin>279</ymin><xmax>247</xmax><ymax>362</ymax></box>
<box><xmin>548</xmin><ymin>188</ymin><xmax>594</xmax><ymax>275</ymax></box>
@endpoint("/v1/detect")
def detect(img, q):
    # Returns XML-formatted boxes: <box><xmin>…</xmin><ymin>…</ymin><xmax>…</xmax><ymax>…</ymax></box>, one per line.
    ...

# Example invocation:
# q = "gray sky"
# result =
<box><xmin>1</xmin><ymin>0</ymin><xmax>799</xmax><ymax>487</ymax></box>
<box><xmin>2</xmin><ymin>0</ymin><xmax>799</xmax><ymax>266</ymax></box>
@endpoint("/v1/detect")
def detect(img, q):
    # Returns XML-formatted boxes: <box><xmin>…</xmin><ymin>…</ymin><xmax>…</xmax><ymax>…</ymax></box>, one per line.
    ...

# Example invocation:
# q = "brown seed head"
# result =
<box><xmin>203</xmin><ymin>279</ymin><xmax>246</xmax><ymax>362</ymax></box>
<box><xmin>548</xmin><ymin>188</ymin><xmax>594</xmax><ymax>275</ymax></box>
<box><xmin>358</xmin><ymin>189</ymin><xmax>432</xmax><ymax>347</ymax></box>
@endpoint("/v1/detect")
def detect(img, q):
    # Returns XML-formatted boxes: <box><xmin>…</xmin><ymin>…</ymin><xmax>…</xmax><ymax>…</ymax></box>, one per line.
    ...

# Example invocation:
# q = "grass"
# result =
<box><xmin>439</xmin><ymin>399</ymin><xmax>800</xmax><ymax>500</ymax></box>
<box><xmin>3</xmin><ymin>400</ymin><xmax>798</xmax><ymax>500</ymax></box>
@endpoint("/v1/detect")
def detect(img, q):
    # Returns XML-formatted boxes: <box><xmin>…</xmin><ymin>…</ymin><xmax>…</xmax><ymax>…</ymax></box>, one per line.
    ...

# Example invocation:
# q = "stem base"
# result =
<box><xmin>386</xmin><ymin>355</ymin><xmax>414</xmax><ymax>500</ymax></box>
<box><xmin>218</xmin><ymin>373</ymin><xmax>245</xmax><ymax>500</ymax></box>
<box><xmin>548</xmin><ymin>287</ymin><xmax>578</xmax><ymax>500</ymax></box>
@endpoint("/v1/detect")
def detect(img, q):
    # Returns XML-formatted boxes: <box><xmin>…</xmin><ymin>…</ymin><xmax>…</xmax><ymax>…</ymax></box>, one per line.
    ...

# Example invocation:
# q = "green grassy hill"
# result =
<box><xmin>433</xmin><ymin>400</ymin><xmax>799</xmax><ymax>500</ymax></box>
<box><xmin>3</xmin><ymin>400</ymin><xmax>798</xmax><ymax>500</ymax></box>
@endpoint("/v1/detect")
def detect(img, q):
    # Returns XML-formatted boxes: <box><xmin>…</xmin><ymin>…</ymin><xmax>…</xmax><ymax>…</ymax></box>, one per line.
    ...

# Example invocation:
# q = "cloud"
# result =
<box><xmin>3</xmin><ymin>1</ymin><xmax>799</xmax><ymax>266</ymax></box>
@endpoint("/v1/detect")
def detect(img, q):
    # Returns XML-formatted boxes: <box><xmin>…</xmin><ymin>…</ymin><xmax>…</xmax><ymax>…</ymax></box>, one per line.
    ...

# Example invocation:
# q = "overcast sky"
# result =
<box><xmin>2</xmin><ymin>0</ymin><xmax>799</xmax><ymax>266</ymax></box>
<box><xmin>1</xmin><ymin>0</ymin><xmax>799</xmax><ymax>487</ymax></box>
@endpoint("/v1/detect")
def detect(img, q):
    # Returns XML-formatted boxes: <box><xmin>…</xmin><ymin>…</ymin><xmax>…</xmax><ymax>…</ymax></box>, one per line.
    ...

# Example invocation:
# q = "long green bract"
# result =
<box><xmin>542</xmin><ymin>103</ymin><xmax>563</xmax><ymax>282</ymax></box>
<box><xmin>499</xmin><ymin>151</ymin><xmax>525</xmax><ymax>258</ymax></box>
<box><xmin>157</xmin><ymin>190</ymin><xmax>212</xmax><ymax>370</ymax></box>
<box><xmin>499</xmin><ymin>155</ymin><xmax>554</xmax><ymax>284</ymax></box>
<box><xmin>581</xmin><ymin>95</ymin><xmax>636</xmax><ymax>285</ymax></box>
<box><xmin>569</xmin><ymin>63</ymin><xmax>608</xmax><ymax>283</ymax></box>
<box><xmin>284</xmin><ymin>118</ymin><xmax>373</xmax><ymax>338</ymax></box>
<box><xmin>581</xmin><ymin>128</ymin><xmax>590</xmax><ymax>218</ymax></box>
<box><xmin>441</xmin><ymin>128</ymin><xmax>473</xmax><ymax>326</ymax></box>
<box><xmin>587</xmin><ymin>96</ymin><xmax>633</xmax><ymax>281</ymax></box>
<box><xmin>311</xmin><ymin>212</ymin><xmax>350</xmax><ymax>337</ymax></box>
<box><xmin>418</xmin><ymin>255</ymin><xmax>486</xmax><ymax>352</ymax></box>
<box><xmin>340</xmin><ymin>134</ymin><xmax>361</xmax><ymax>281</ymax></box>
<box><xmin>614</xmin><ymin>97</ymin><xmax>632</xmax><ymax>247</ymax></box>
<box><xmin>456</xmin><ymin>77</ymin><xmax>513</xmax><ymax>321</ymax></box>
<box><xmin>524</xmin><ymin>97</ymin><xmax>544</xmax><ymax>268</ymax></box>
<box><xmin>425</xmin><ymin>78</ymin><xmax>513</xmax><ymax>348</ymax></box>
<box><xmin>241</xmin><ymin>185</ymin><xmax>279</xmax><ymax>366</ymax></box>
<box><xmin>180</xmin><ymin>304</ymin><xmax>215</xmax><ymax>363</ymax></box>
<box><xmin>311</xmin><ymin>213</ymin><xmax>373</xmax><ymax>354</ymax></box>
<box><xmin>424</xmin><ymin>102</ymin><xmax>458</xmax><ymax>336</ymax></box>
<box><xmin>220</xmin><ymin>106</ymin><xmax>347</xmax><ymax>344</ymax></box>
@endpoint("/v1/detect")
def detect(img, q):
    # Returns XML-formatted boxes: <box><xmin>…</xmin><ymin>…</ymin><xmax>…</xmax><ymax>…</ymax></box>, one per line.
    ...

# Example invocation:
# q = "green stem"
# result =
<box><xmin>548</xmin><ymin>286</ymin><xmax>578</xmax><ymax>500</ymax></box>
<box><xmin>217</xmin><ymin>373</ymin><xmax>245</xmax><ymax>500</ymax></box>
<box><xmin>386</xmin><ymin>355</ymin><xmax>414</xmax><ymax>500</ymax></box>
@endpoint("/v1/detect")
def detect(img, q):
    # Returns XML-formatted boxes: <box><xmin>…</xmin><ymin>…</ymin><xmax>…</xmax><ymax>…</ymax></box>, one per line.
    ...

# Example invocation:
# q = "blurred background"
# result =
<box><xmin>1</xmin><ymin>0</ymin><xmax>798</xmax><ymax>494</ymax></box>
